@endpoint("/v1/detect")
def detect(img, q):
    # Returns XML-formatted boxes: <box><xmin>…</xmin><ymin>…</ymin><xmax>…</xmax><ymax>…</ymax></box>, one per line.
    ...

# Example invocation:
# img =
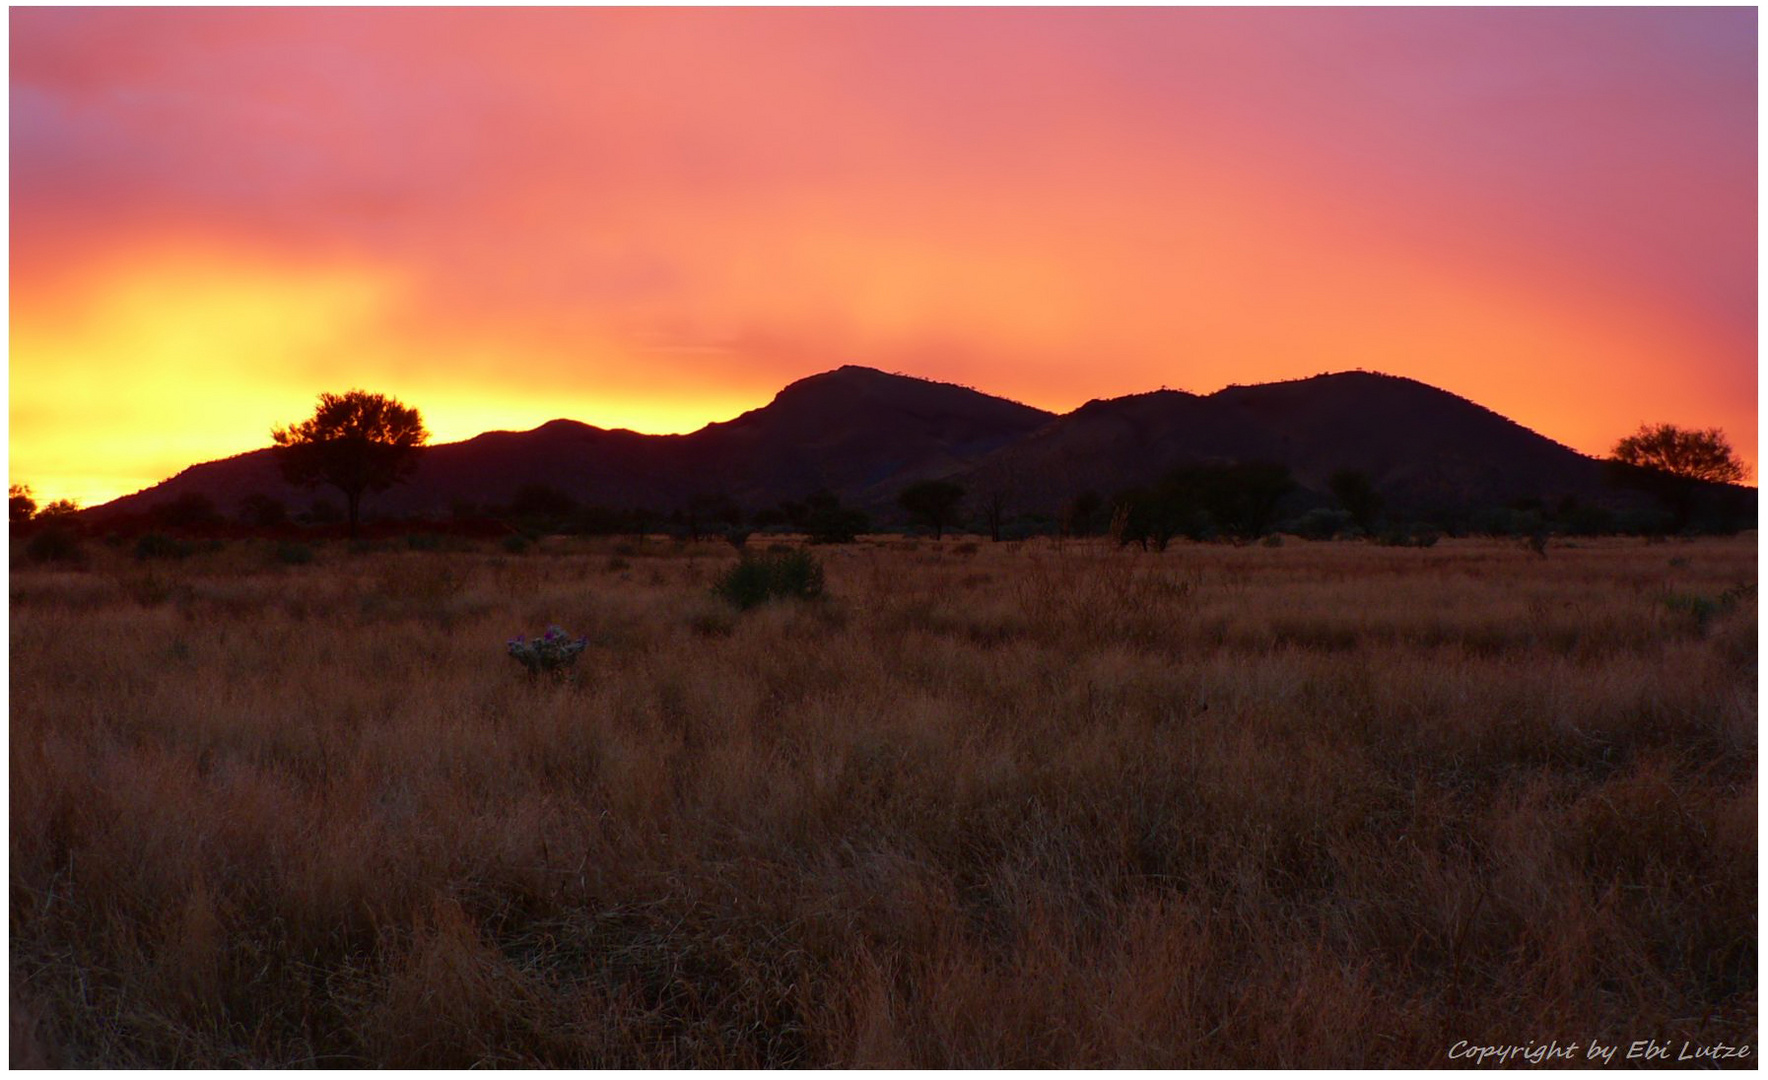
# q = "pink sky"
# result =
<box><xmin>10</xmin><ymin>7</ymin><xmax>1756</xmax><ymax>505</ymax></box>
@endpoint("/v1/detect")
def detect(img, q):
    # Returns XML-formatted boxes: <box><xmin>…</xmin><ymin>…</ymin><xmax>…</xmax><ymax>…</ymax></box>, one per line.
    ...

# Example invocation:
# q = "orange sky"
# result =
<box><xmin>10</xmin><ymin>7</ymin><xmax>1757</xmax><ymax>507</ymax></box>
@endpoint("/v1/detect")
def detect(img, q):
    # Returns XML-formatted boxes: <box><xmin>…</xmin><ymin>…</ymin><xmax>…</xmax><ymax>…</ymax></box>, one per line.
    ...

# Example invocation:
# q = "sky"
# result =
<box><xmin>9</xmin><ymin>6</ymin><xmax>1758</xmax><ymax>507</ymax></box>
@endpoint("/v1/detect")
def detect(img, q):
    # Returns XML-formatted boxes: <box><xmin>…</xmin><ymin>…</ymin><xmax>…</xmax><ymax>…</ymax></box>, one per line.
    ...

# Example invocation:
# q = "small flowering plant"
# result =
<box><xmin>507</xmin><ymin>626</ymin><xmax>588</xmax><ymax>673</ymax></box>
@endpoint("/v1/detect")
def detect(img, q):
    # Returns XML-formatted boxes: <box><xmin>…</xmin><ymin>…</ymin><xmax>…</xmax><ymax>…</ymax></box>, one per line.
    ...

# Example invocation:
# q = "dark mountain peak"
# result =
<box><xmin>84</xmin><ymin>363</ymin><xmax>1677</xmax><ymax>529</ymax></box>
<box><xmin>533</xmin><ymin>418</ymin><xmax>597</xmax><ymax>434</ymax></box>
<box><xmin>1074</xmin><ymin>387</ymin><xmax>1201</xmax><ymax>414</ymax></box>
<box><xmin>725</xmin><ymin>365</ymin><xmax>1052</xmax><ymax>430</ymax></box>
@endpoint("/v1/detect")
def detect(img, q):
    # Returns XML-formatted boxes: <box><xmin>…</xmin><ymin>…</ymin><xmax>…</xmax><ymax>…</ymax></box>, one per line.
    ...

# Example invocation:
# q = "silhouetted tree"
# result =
<box><xmin>1064</xmin><ymin>490</ymin><xmax>1103</xmax><ymax>538</ymax></box>
<box><xmin>803</xmin><ymin>491</ymin><xmax>869</xmax><ymax>544</ymax></box>
<box><xmin>1613</xmin><ymin>423</ymin><xmax>1747</xmax><ymax>484</ymax></box>
<box><xmin>35</xmin><ymin>498</ymin><xmax>81</xmax><ymax>524</ymax></box>
<box><xmin>272</xmin><ymin>390</ymin><xmax>428</xmax><ymax>538</ymax></box>
<box><xmin>1327</xmin><ymin>469</ymin><xmax>1383</xmax><ymax>533</ymax></box>
<box><xmin>10</xmin><ymin>484</ymin><xmax>36</xmax><ymax>524</ymax></box>
<box><xmin>899</xmin><ymin>479</ymin><xmax>965</xmax><ymax>539</ymax></box>
<box><xmin>1609</xmin><ymin>423</ymin><xmax>1748</xmax><ymax>532</ymax></box>
<box><xmin>970</xmin><ymin>460</ymin><xmax>1019</xmax><ymax>542</ymax></box>
<box><xmin>1112</xmin><ymin>462</ymin><xmax>1295</xmax><ymax>548</ymax></box>
<box><xmin>1207</xmin><ymin>461</ymin><xmax>1294</xmax><ymax>539</ymax></box>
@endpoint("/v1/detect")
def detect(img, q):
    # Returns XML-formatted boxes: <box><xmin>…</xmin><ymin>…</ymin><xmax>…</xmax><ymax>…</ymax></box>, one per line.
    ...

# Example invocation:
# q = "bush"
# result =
<box><xmin>502</xmin><ymin>535</ymin><xmax>531</xmax><ymax>554</ymax></box>
<box><xmin>25</xmin><ymin>527</ymin><xmax>83</xmax><ymax>564</ymax></box>
<box><xmin>134</xmin><ymin>533</ymin><xmax>195</xmax><ymax>560</ymax></box>
<box><xmin>405</xmin><ymin>532</ymin><xmax>445</xmax><ymax>551</ymax></box>
<box><xmin>713</xmin><ymin>549</ymin><xmax>825</xmax><ymax>610</ymax></box>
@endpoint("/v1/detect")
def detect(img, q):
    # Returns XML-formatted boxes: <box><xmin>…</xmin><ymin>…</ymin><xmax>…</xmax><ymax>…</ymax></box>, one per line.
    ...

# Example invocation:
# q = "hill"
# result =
<box><xmin>89</xmin><ymin>366</ymin><xmax>1055</xmax><ymax>522</ymax></box>
<box><xmin>952</xmin><ymin>371</ymin><xmax>1615</xmax><ymax>516</ymax></box>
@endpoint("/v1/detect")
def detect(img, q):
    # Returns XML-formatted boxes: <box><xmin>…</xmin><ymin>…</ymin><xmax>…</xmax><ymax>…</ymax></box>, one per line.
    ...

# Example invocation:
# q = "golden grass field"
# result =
<box><xmin>9</xmin><ymin>532</ymin><xmax>1757</xmax><ymax>1067</ymax></box>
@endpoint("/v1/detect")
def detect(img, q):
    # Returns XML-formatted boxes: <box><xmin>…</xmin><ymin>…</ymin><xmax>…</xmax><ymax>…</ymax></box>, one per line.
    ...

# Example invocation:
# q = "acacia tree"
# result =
<box><xmin>272</xmin><ymin>390</ymin><xmax>429</xmax><ymax>538</ymax></box>
<box><xmin>1609</xmin><ymin>423</ymin><xmax>1748</xmax><ymax>532</ymax></box>
<box><xmin>898</xmin><ymin>479</ymin><xmax>965</xmax><ymax>540</ymax></box>
<box><xmin>1612</xmin><ymin>423</ymin><xmax>1747</xmax><ymax>485</ymax></box>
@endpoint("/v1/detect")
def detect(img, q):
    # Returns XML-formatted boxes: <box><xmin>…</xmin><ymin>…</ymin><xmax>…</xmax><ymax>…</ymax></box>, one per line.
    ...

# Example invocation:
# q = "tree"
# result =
<box><xmin>898</xmin><ymin>479</ymin><xmax>965</xmax><ymax>540</ymax></box>
<box><xmin>1327</xmin><ymin>469</ymin><xmax>1383</xmax><ymax>533</ymax></box>
<box><xmin>36</xmin><ymin>498</ymin><xmax>81</xmax><ymax>523</ymax></box>
<box><xmin>1612</xmin><ymin>423</ymin><xmax>1746</xmax><ymax>485</ymax></box>
<box><xmin>802</xmin><ymin>491</ymin><xmax>869</xmax><ymax>544</ymax></box>
<box><xmin>272</xmin><ymin>390</ymin><xmax>429</xmax><ymax>538</ymax></box>
<box><xmin>1064</xmin><ymin>490</ymin><xmax>1103</xmax><ymax>538</ymax></box>
<box><xmin>10</xmin><ymin>484</ymin><xmax>36</xmax><ymax>524</ymax></box>
<box><xmin>1609</xmin><ymin>423</ymin><xmax>1748</xmax><ymax>533</ymax></box>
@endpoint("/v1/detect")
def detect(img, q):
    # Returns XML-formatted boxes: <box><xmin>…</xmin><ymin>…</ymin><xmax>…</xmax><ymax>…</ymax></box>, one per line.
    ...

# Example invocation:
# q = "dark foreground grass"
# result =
<box><xmin>10</xmin><ymin>534</ymin><xmax>1757</xmax><ymax>1066</ymax></box>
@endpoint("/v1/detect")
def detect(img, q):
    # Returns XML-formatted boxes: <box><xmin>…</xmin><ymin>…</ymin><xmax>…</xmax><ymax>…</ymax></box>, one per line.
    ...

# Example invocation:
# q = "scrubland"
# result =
<box><xmin>9</xmin><ymin>532</ymin><xmax>1757</xmax><ymax>1067</ymax></box>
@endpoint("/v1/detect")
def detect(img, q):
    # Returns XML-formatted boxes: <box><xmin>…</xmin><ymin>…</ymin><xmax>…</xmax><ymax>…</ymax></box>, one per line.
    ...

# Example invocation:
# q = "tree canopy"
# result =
<box><xmin>10</xmin><ymin>484</ymin><xmax>36</xmax><ymax>524</ymax></box>
<box><xmin>1611</xmin><ymin>423</ymin><xmax>1747</xmax><ymax>485</ymax></box>
<box><xmin>272</xmin><ymin>390</ymin><xmax>429</xmax><ymax>536</ymax></box>
<box><xmin>1609</xmin><ymin>423</ymin><xmax>1748</xmax><ymax>534</ymax></box>
<box><xmin>898</xmin><ymin>479</ymin><xmax>966</xmax><ymax>539</ymax></box>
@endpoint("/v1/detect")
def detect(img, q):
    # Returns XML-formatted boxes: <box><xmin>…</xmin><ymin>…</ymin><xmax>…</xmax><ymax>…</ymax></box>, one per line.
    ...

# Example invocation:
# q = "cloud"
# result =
<box><xmin>10</xmin><ymin>7</ymin><xmax>1756</xmax><ymax>503</ymax></box>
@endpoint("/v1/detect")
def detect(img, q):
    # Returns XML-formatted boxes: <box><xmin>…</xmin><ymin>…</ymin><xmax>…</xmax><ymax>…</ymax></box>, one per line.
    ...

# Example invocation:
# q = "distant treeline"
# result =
<box><xmin>34</xmin><ymin>461</ymin><xmax>1753</xmax><ymax>547</ymax></box>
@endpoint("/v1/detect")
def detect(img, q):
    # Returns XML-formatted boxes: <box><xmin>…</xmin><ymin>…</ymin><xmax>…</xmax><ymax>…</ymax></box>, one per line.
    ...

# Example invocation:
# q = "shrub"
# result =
<box><xmin>25</xmin><ymin>527</ymin><xmax>83</xmax><ymax>564</ymax></box>
<box><xmin>502</xmin><ymin>535</ymin><xmax>532</xmax><ymax>554</ymax></box>
<box><xmin>134</xmin><ymin>533</ymin><xmax>195</xmax><ymax>560</ymax></box>
<box><xmin>405</xmin><ymin>532</ymin><xmax>445</xmax><ymax>551</ymax></box>
<box><xmin>713</xmin><ymin>549</ymin><xmax>825</xmax><ymax>611</ymax></box>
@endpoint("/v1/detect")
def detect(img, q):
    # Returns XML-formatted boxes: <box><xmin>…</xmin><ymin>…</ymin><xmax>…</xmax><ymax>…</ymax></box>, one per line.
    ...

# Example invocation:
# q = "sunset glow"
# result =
<box><xmin>10</xmin><ymin>7</ymin><xmax>1756</xmax><ymax>507</ymax></box>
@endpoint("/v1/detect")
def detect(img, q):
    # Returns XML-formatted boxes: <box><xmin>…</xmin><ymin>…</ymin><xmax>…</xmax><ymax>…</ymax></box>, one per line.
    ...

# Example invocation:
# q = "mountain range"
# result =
<box><xmin>89</xmin><ymin>365</ymin><xmax>1669</xmax><ymax>526</ymax></box>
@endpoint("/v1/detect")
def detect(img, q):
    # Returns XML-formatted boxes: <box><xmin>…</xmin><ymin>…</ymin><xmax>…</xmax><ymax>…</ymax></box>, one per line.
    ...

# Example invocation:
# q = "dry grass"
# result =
<box><xmin>10</xmin><ymin>533</ymin><xmax>1757</xmax><ymax>1067</ymax></box>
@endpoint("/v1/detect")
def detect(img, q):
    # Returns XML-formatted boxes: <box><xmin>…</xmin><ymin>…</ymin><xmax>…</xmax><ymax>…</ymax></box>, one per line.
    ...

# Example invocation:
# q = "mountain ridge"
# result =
<box><xmin>83</xmin><ymin>365</ymin><xmax>1697</xmax><ymax>526</ymax></box>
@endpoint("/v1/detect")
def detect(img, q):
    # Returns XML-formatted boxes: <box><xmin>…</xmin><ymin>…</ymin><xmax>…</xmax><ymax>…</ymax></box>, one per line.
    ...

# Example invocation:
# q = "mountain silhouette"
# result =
<box><xmin>87</xmin><ymin>365</ymin><xmax>1697</xmax><ymax>526</ymax></box>
<box><xmin>91</xmin><ymin>365</ymin><xmax>1053</xmax><ymax>520</ymax></box>
<box><xmin>953</xmin><ymin>371</ymin><xmax>1612</xmax><ymax>514</ymax></box>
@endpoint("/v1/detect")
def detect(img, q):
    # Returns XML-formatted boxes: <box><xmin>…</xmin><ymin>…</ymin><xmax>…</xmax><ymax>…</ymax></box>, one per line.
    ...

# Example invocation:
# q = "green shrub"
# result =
<box><xmin>134</xmin><ymin>533</ymin><xmax>195</xmax><ymax>560</ymax></box>
<box><xmin>502</xmin><ymin>535</ymin><xmax>531</xmax><ymax>554</ymax></box>
<box><xmin>405</xmin><ymin>532</ymin><xmax>444</xmax><ymax>551</ymax></box>
<box><xmin>713</xmin><ymin>549</ymin><xmax>825</xmax><ymax>611</ymax></box>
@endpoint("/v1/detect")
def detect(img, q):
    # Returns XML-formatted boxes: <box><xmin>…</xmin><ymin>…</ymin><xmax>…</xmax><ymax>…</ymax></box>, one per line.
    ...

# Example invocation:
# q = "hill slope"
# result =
<box><xmin>952</xmin><ymin>372</ymin><xmax>1616</xmax><ymax>515</ymax></box>
<box><xmin>90</xmin><ymin>366</ymin><xmax>1055</xmax><ymax>521</ymax></box>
